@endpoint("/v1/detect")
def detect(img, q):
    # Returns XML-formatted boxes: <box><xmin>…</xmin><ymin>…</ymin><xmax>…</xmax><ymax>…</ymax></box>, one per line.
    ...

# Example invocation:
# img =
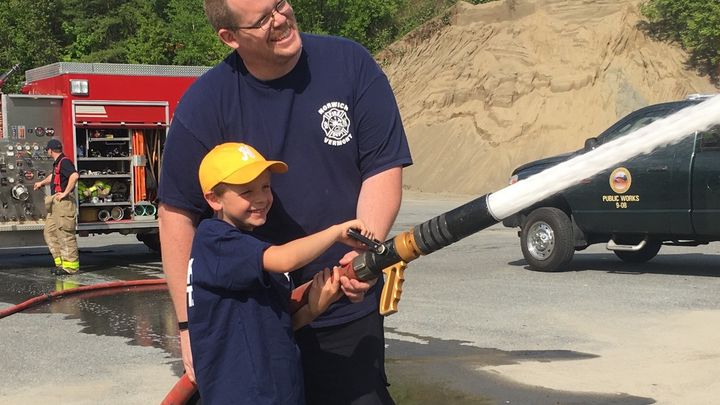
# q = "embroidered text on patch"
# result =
<box><xmin>318</xmin><ymin>102</ymin><xmax>352</xmax><ymax>146</ymax></box>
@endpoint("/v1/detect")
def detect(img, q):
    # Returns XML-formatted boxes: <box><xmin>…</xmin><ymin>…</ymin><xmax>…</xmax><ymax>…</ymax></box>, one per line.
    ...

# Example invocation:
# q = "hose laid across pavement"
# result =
<box><xmin>0</xmin><ymin>278</ymin><xmax>198</xmax><ymax>404</ymax></box>
<box><xmin>0</xmin><ymin>279</ymin><xmax>166</xmax><ymax>318</ymax></box>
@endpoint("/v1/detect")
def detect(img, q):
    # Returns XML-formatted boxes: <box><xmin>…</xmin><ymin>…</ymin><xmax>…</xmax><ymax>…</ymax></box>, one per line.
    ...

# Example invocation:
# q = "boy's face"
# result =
<box><xmin>207</xmin><ymin>170</ymin><xmax>273</xmax><ymax>231</ymax></box>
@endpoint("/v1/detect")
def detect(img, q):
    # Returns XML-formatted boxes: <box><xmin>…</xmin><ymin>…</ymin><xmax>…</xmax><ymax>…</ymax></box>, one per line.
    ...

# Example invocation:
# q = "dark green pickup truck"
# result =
<box><xmin>503</xmin><ymin>95</ymin><xmax>720</xmax><ymax>271</ymax></box>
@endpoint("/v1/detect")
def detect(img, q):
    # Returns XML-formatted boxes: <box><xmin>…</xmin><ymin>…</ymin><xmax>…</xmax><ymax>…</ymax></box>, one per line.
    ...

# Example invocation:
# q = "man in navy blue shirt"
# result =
<box><xmin>158</xmin><ymin>1</ymin><xmax>412</xmax><ymax>403</ymax></box>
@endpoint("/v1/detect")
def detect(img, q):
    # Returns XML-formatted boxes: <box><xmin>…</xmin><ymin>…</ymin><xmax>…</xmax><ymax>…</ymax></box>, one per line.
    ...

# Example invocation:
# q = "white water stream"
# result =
<box><xmin>487</xmin><ymin>95</ymin><xmax>720</xmax><ymax>220</ymax></box>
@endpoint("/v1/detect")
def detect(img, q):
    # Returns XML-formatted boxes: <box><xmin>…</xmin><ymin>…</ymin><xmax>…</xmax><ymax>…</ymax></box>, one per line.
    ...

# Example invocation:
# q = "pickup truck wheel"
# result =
<box><xmin>613</xmin><ymin>240</ymin><xmax>661</xmax><ymax>263</ymax></box>
<box><xmin>521</xmin><ymin>207</ymin><xmax>575</xmax><ymax>272</ymax></box>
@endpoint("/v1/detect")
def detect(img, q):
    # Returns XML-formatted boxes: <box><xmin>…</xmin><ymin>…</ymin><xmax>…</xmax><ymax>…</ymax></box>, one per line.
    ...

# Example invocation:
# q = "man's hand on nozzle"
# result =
<box><xmin>338</xmin><ymin>250</ymin><xmax>378</xmax><ymax>303</ymax></box>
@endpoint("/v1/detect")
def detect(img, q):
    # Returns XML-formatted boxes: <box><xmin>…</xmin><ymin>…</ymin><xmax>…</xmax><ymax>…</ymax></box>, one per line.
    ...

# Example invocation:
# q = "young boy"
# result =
<box><xmin>187</xmin><ymin>142</ymin><xmax>372</xmax><ymax>405</ymax></box>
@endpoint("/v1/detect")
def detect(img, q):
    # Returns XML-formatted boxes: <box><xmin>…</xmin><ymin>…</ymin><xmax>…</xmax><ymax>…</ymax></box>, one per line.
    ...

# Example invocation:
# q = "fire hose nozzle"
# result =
<box><xmin>290</xmin><ymin>193</ymin><xmax>499</xmax><ymax>316</ymax></box>
<box><xmin>351</xmin><ymin>251</ymin><xmax>386</xmax><ymax>281</ymax></box>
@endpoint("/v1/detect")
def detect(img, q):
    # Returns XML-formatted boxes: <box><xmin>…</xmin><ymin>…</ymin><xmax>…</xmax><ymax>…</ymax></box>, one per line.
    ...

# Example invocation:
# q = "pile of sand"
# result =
<box><xmin>380</xmin><ymin>0</ymin><xmax>717</xmax><ymax>196</ymax></box>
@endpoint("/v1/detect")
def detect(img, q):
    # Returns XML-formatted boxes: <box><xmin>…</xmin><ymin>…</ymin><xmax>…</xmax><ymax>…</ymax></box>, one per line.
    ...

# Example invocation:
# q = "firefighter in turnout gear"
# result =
<box><xmin>33</xmin><ymin>139</ymin><xmax>80</xmax><ymax>275</ymax></box>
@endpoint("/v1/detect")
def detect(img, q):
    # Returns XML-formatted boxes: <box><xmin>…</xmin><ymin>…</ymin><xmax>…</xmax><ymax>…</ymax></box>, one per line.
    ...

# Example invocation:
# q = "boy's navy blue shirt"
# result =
<box><xmin>188</xmin><ymin>218</ymin><xmax>303</xmax><ymax>405</ymax></box>
<box><xmin>159</xmin><ymin>34</ymin><xmax>412</xmax><ymax>327</ymax></box>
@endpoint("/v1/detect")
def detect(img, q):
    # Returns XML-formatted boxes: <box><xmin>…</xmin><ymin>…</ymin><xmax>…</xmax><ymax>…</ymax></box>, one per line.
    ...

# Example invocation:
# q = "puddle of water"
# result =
<box><xmin>24</xmin><ymin>288</ymin><xmax>184</xmax><ymax>373</ymax></box>
<box><xmin>0</xmin><ymin>262</ymin><xmax>185</xmax><ymax>377</ymax></box>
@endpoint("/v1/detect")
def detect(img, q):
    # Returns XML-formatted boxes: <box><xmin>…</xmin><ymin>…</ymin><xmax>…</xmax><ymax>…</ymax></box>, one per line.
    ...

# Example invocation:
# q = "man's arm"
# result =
<box><xmin>339</xmin><ymin>167</ymin><xmax>403</xmax><ymax>300</ymax></box>
<box><xmin>357</xmin><ymin>167</ymin><xmax>403</xmax><ymax>241</ymax></box>
<box><xmin>59</xmin><ymin>172</ymin><xmax>79</xmax><ymax>200</ymax></box>
<box><xmin>158</xmin><ymin>203</ymin><xmax>199</xmax><ymax>382</ymax></box>
<box><xmin>33</xmin><ymin>174</ymin><xmax>52</xmax><ymax>190</ymax></box>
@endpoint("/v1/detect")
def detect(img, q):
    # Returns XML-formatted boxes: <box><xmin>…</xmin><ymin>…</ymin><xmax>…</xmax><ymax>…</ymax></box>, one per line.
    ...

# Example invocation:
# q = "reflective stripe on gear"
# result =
<box><xmin>55</xmin><ymin>279</ymin><xmax>80</xmax><ymax>291</ymax></box>
<box><xmin>54</xmin><ymin>257</ymin><xmax>62</xmax><ymax>266</ymax></box>
<box><xmin>62</xmin><ymin>260</ymin><xmax>79</xmax><ymax>271</ymax></box>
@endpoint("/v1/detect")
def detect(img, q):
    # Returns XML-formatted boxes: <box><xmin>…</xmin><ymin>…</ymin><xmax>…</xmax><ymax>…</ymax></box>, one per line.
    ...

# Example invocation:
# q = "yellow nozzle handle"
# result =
<box><xmin>379</xmin><ymin>261</ymin><xmax>407</xmax><ymax>316</ymax></box>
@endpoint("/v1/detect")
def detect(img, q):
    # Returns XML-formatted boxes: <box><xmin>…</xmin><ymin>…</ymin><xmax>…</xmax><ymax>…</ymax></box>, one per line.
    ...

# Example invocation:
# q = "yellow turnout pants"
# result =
<box><xmin>44</xmin><ymin>195</ymin><xmax>79</xmax><ymax>272</ymax></box>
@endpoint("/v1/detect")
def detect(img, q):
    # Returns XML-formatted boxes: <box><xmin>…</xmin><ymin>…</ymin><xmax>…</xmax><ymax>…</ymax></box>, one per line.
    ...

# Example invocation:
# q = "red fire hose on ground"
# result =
<box><xmin>0</xmin><ymin>278</ymin><xmax>198</xmax><ymax>404</ymax></box>
<box><xmin>161</xmin><ymin>374</ymin><xmax>197</xmax><ymax>405</ymax></box>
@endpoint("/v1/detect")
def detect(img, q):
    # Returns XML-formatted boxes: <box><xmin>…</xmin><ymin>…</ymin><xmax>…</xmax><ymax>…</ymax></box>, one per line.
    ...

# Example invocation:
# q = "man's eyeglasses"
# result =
<box><xmin>229</xmin><ymin>0</ymin><xmax>290</xmax><ymax>31</ymax></box>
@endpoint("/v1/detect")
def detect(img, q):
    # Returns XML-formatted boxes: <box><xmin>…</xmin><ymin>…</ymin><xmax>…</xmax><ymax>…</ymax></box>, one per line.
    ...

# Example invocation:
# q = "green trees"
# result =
<box><xmin>165</xmin><ymin>0</ymin><xmax>228</xmax><ymax>66</ymax></box>
<box><xmin>0</xmin><ymin>0</ymin><xmax>228</xmax><ymax>92</ymax></box>
<box><xmin>1</xmin><ymin>0</ymin><xmax>492</xmax><ymax>90</ymax></box>
<box><xmin>294</xmin><ymin>0</ymin><xmax>399</xmax><ymax>54</ymax></box>
<box><xmin>641</xmin><ymin>0</ymin><xmax>720</xmax><ymax>82</ymax></box>
<box><xmin>4</xmin><ymin>0</ymin><xmax>714</xmax><ymax>93</ymax></box>
<box><xmin>58</xmin><ymin>0</ymin><xmax>226</xmax><ymax>65</ymax></box>
<box><xmin>0</xmin><ymin>0</ymin><xmax>64</xmax><ymax>90</ymax></box>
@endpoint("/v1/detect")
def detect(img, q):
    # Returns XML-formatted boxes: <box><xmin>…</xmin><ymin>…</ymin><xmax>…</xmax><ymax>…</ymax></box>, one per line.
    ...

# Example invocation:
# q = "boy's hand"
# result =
<box><xmin>336</xmin><ymin>219</ymin><xmax>374</xmax><ymax>249</ymax></box>
<box><xmin>307</xmin><ymin>267</ymin><xmax>342</xmax><ymax>316</ymax></box>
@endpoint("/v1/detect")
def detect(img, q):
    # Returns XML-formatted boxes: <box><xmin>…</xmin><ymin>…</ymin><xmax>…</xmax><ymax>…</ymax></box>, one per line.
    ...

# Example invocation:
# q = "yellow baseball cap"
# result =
<box><xmin>199</xmin><ymin>143</ymin><xmax>288</xmax><ymax>193</ymax></box>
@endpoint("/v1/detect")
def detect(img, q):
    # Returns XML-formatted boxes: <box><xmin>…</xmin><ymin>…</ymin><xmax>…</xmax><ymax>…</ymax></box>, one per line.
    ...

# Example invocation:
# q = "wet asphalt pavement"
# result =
<box><xmin>0</xmin><ymin>238</ymin><xmax>181</xmax><ymax>404</ymax></box>
<box><xmin>0</xmin><ymin>244</ymin><xmax>651</xmax><ymax>405</ymax></box>
<box><xmin>5</xmin><ymin>195</ymin><xmax>717</xmax><ymax>404</ymax></box>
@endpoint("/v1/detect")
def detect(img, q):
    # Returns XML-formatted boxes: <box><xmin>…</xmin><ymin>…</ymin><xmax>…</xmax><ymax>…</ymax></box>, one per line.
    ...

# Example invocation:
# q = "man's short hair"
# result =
<box><xmin>46</xmin><ymin>138</ymin><xmax>63</xmax><ymax>152</ymax></box>
<box><xmin>204</xmin><ymin>0</ymin><xmax>238</xmax><ymax>32</ymax></box>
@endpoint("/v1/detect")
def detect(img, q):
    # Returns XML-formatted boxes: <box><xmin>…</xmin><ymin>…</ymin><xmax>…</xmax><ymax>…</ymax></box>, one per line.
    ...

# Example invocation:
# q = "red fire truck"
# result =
<box><xmin>0</xmin><ymin>62</ymin><xmax>209</xmax><ymax>251</ymax></box>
